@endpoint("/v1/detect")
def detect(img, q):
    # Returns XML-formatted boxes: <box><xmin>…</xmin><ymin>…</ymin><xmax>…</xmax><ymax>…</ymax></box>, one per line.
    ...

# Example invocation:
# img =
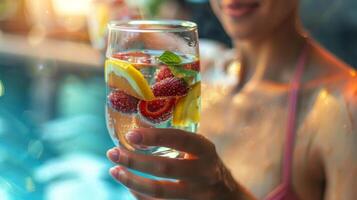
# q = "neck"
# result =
<box><xmin>234</xmin><ymin>14</ymin><xmax>307</xmax><ymax>84</ymax></box>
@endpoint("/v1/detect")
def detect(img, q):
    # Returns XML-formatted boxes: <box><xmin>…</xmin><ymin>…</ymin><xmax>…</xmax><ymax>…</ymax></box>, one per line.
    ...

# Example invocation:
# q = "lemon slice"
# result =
<box><xmin>173</xmin><ymin>82</ymin><xmax>201</xmax><ymax>126</ymax></box>
<box><xmin>105</xmin><ymin>58</ymin><xmax>155</xmax><ymax>101</ymax></box>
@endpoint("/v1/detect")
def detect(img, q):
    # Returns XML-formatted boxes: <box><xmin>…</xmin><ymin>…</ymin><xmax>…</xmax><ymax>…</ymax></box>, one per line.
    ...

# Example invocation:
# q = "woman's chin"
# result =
<box><xmin>220</xmin><ymin>16</ymin><xmax>262</xmax><ymax>42</ymax></box>
<box><xmin>225</xmin><ymin>26</ymin><xmax>259</xmax><ymax>42</ymax></box>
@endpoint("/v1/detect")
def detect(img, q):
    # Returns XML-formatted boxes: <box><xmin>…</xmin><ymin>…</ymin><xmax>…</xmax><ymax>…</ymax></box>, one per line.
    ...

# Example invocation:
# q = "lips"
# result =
<box><xmin>223</xmin><ymin>1</ymin><xmax>260</xmax><ymax>18</ymax></box>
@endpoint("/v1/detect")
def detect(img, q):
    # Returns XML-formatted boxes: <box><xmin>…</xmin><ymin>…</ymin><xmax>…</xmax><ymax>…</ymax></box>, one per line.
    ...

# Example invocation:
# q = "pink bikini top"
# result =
<box><xmin>264</xmin><ymin>45</ymin><xmax>308</xmax><ymax>200</ymax></box>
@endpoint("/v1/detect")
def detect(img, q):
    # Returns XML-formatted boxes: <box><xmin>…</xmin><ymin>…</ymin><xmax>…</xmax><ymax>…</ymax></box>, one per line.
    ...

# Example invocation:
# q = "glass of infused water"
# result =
<box><xmin>105</xmin><ymin>20</ymin><xmax>200</xmax><ymax>158</ymax></box>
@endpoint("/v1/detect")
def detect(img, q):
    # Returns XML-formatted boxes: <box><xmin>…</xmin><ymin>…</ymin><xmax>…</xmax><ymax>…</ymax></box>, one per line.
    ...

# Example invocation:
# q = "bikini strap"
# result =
<box><xmin>264</xmin><ymin>43</ymin><xmax>308</xmax><ymax>200</ymax></box>
<box><xmin>282</xmin><ymin>44</ymin><xmax>308</xmax><ymax>185</ymax></box>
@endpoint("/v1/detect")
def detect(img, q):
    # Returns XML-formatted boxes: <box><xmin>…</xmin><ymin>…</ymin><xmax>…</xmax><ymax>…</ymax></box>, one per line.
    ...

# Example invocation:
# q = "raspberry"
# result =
<box><xmin>152</xmin><ymin>77</ymin><xmax>188</xmax><ymax>97</ymax></box>
<box><xmin>155</xmin><ymin>66</ymin><xmax>174</xmax><ymax>82</ymax></box>
<box><xmin>109</xmin><ymin>90</ymin><xmax>139</xmax><ymax>114</ymax></box>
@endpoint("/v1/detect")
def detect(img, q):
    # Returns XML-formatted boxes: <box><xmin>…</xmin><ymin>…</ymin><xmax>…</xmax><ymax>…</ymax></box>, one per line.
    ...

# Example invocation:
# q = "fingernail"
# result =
<box><xmin>110</xmin><ymin>167</ymin><xmax>117</xmax><ymax>177</ymax></box>
<box><xmin>126</xmin><ymin>131</ymin><xmax>143</xmax><ymax>144</ymax></box>
<box><xmin>110</xmin><ymin>167</ymin><xmax>125</xmax><ymax>180</ymax></box>
<box><xmin>108</xmin><ymin>148</ymin><xmax>120</xmax><ymax>162</ymax></box>
<box><xmin>117</xmin><ymin>168</ymin><xmax>125</xmax><ymax>178</ymax></box>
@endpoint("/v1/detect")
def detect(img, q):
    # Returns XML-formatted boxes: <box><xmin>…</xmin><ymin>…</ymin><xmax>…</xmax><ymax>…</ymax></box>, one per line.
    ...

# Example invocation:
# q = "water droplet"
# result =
<box><xmin>184</xmin><ymin>36</ymin><xmax>197</xmax><ymax>47</ymax></box>
<box><xmin>189</xmin><ymin>41</ymin><xmax>197</xmax><ymax>47</ymax></box>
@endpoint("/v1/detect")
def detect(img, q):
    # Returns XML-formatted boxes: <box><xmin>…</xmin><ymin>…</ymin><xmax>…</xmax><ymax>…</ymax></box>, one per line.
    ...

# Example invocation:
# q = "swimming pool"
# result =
<box><xmin>0</xmin><ymin>60</ymin><xmax>135</xmax><ymax>200</ymax></box>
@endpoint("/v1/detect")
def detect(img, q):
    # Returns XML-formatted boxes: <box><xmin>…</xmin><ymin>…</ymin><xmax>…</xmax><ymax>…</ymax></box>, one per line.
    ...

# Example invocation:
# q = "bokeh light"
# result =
<box><xmin>51</xmin><ymin>0</ymin><xmax>91</xmax><ymax>16</ymax></box>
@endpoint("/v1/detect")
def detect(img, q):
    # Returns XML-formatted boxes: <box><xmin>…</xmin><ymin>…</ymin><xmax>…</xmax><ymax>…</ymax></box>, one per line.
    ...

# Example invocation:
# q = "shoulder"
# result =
<box><xmin>309</xmin><ymin>38</ymin><xmax>356</xmax><ymax>122</ymax></box>
<box><xmin>305</xmin><ymin>46</ymin><xmax>357</xmax><ymax>196</ymax></box>
<box><xmin>305</xmin><ymin>40</ymin><xmax>356</xmax><ymax>105</ymax></box>
<box><xmin>304</xmin><ymin>41</ymin><xmax>357</xmax><ymax>165</ymax></box>
<box><xmin>307</xmin><ymin>40</ymin><xmax>355</xmax><ymax>83</ymax></box>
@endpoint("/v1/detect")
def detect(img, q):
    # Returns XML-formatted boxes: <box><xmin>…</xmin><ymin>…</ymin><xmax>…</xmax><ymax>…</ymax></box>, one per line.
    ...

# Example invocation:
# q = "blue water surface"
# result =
<box><xmin>0</xmin><ymin>63</ymin><xmax>135</xmax><ymax>200</ymax></box>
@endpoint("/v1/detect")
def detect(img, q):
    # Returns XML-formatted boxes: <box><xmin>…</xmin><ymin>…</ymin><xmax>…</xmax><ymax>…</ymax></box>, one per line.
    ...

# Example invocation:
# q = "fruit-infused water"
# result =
<box><xmin>105</xmin><ymin>50</ymin><xmax>200</xmax><ymax>157</ymax></box>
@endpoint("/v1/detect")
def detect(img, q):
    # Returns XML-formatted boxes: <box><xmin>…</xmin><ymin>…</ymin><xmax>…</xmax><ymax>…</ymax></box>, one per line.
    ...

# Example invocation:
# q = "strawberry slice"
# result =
<box><xmin>109</xmin><ymin>90</ymin><xmax>139</xmax><ymax>114</ymax></box>
<box><xmin>138</xmin><ymin>98</ymin><xmax>176</xmax><ymax>124</ymax></box>
<box><xmin>183</xmin><ymin>60</ymin><xmax>200</xmax><ymax>72</ymax></box>
<box><xmin>155</xmin><ymin>66</ymin><xmax>174</xmax><ymax>82</ymax></box>
<box><xmin>152</xmin><ymin>77</ymin><xmax>189</xmax><ymax>97</ymax></box>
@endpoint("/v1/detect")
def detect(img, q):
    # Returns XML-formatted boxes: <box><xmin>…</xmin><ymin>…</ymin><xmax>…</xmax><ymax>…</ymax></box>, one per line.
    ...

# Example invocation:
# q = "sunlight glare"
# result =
<box><xmin>52</xmin><ymin>0</ymin><xmax>91</xmax><ymax>15</ymax></box>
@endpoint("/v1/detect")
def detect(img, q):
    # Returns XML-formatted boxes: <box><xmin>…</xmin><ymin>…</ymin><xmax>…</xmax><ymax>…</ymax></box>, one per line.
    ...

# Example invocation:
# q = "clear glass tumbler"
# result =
<box><xmin>105</xmin><ymin>20</ymin><xmax>200</xmax><ymax>158</ymax></box>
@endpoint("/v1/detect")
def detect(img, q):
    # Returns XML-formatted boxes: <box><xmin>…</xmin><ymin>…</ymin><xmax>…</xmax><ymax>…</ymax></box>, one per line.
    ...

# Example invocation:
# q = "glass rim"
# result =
<box><xmin>108</xmin><ymin>20</ymin><xmax>197</xmax><ymax>33</ymax></box>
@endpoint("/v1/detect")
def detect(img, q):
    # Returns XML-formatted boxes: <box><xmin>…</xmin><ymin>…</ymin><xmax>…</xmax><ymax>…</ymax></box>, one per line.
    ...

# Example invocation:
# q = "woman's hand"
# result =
<box><xmin>107</xmin><ymin>128</ymin><xmax>250</xmax><ymax>200</ymax></box>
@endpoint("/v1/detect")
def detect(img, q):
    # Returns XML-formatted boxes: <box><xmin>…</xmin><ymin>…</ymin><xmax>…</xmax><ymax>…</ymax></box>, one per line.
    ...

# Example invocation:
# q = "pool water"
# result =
<box><xmin>0</xmin><ymin>64</ymin><xmax>135</xmax><ymax>200</ymax></box>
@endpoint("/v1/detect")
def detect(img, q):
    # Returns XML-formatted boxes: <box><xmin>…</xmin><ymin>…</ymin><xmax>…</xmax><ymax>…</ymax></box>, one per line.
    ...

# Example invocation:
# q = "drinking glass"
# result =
<box><xmin>105</xmin><ymin>20</ymin><xmax>201</xmax><ymax>158</ymax></box>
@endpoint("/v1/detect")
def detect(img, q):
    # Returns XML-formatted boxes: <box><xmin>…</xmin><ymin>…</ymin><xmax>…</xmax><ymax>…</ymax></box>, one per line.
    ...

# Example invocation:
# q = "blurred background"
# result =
<box><xmin>0</xmin><ymin>0</ymin><xmax>356</xmax><ymax>199</ymax></box>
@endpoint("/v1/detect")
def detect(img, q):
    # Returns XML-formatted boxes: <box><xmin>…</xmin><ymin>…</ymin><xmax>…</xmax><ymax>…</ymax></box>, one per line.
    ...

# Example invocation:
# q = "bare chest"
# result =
<box><xmin>200</xmin><ymin>88</ymin><xmax>323</xmax><ymax>199</ymax></box>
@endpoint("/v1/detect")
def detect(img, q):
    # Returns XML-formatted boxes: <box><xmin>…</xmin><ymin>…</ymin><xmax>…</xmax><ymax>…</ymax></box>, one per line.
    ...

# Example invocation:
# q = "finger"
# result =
<box><xmin>110</xmin><ymin>166</ymin><xmax>188</xmax><ymax>199</ymax></box>
<box><xmin>107</xmin><ymin>147</ymin><xmax>206</xmax><ymax>180</ymax></box>
<box><xmin>190</xmin><ymin>187</ymin><xmax>230</xmax><ymax>200</ymax></box>
<box><xmin>190</xmin><ymin>189</ymin><xmax>219</xmax><ymax>200</ymax></box>
<box><xmin>125</xmin><ymin>128</ymin><xmax>216</xmax><ymax>156</ymax></box>
<box><xmin>131</xmin><ymin>191</ymin><xmax>151</xmax><ymax>200</ymax></box>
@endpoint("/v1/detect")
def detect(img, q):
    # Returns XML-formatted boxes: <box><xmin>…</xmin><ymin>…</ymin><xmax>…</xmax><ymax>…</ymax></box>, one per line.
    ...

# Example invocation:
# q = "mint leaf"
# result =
<box><xmin>159</xmin><ymin>51</ymin><xmax>182</xmax><ymax>65</ymax></box>
<box><xmin>159</xmin><ymin>51</ymin><xmax>198</xmax><ymax>83</ymax></box>
<box><xmin>168</xmin><ymin>65</ymin><xmax>198</xmax><ymax>77</ymax></box>
<box><xmin>167</xmin><ymin>65</ymin><xmax>198</xmax><ymax>84</ymax></box>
